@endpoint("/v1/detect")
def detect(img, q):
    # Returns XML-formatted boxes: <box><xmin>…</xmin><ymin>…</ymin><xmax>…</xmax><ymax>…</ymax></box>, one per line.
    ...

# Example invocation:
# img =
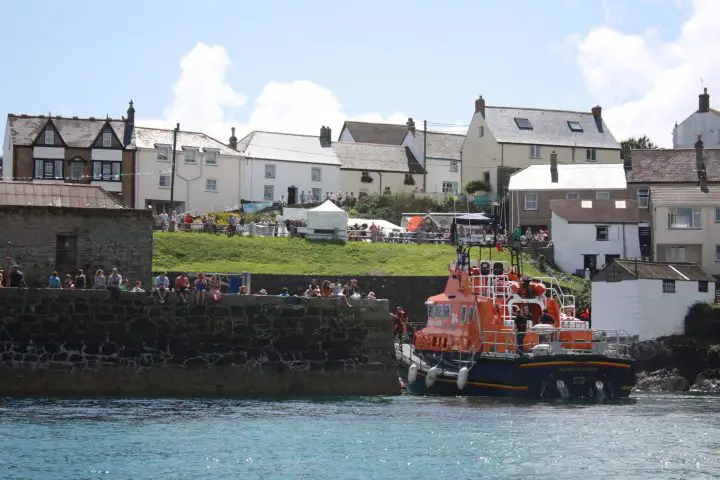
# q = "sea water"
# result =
<box><xmin>0</xmin><ymin>394</ymin><xmax>718</xmax><ymax>479</ymax></box>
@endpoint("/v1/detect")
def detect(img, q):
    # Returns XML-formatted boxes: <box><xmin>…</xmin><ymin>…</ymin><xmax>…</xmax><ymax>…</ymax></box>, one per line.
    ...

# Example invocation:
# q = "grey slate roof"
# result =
<box><xmin>611</xmin><ymin>259</ymin><xmax>715</xmax><ymax>282</ymax></box>
<box><xmin>0</xmin><ymin>182</ymin><xmax>126</xmax><ymax>209</ymax></box>
<box><xmin>340</xmin><ymin>121</ymin><xmax>409</xmax><ymax>145</ymax></box>
<box><xmin>7</xmin><ymin>114</ymin><xmax>128</xmax><ymax>148</ymax></box>
<box><xmin>238</xmin><ymin>131</ymin><xmax>341</xmax><ymax>166</ymax></box>
<box><xmin>332</xmin><ymin>142</ymin><xmax>424</xmax><ymax>173</ymax></box>
<box><xmin>550</xmin><ymin>199</ymin><xmax>639</xmax><ymax>224</ymax></box>
<box><xmin>484</xmin><ymin>107</ymin><xmax>620</xmax><ymax>149</ymax></box>
<box><xmin>133</xmin><ymin>127</ymin><xmax>239</xmax><ymax>155</ymax></box>
<box><xmin>627</xmin><ymin>148</ymin><xmax>720</xmax><ymax>183</ymax></box>
<box><xmin>413</xmin><ymin>131</ymin><xmax>464</xmax><ymax>160</ymax></box>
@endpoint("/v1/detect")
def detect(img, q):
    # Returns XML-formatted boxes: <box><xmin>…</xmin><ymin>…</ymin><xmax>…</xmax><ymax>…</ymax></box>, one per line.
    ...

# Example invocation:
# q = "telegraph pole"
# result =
<box><xmin>423</xmin><ymin>120</ymin><xmax>428</xmax><ymax>192</ymax></box>
<box><xmin>169</xmin><ymin>123</ymin><xmax>179</xmax><ymax>211</ymax></box>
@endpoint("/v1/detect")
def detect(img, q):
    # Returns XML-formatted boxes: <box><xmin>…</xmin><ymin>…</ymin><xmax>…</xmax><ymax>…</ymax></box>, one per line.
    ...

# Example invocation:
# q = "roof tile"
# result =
<box><xmin>627</xmin><ymin>148</ymin><xmax>720</xmax><ymax>183</ymax></box>
<box><xmin>332</xmin><ymin>143</ymin><xmax>424</xmax><ymax>173</ymax></box>
<box><xmin>0</xmin><ymin>182</ymin><xmax>126</xmax><ymax>209</ymax></box>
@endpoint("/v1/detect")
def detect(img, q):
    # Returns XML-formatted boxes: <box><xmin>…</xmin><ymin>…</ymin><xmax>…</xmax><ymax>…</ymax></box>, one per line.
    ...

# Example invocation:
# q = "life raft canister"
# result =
<box><xmin>509</xmin><ymin>281</ymin><xmax>521</xmax><ymax>294</ymax></box>
<box><xmin>529</xmin><ymin>281</ymin><xmax>547</xmax><ymax>297</ymax></box>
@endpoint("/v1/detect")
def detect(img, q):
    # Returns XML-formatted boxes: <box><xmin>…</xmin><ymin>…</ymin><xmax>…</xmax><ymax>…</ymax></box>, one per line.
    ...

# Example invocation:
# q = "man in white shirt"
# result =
<box><xmin>154</xmin><ymin>272</ymin><xmax>170</xmax><ymax>303</ymax></box>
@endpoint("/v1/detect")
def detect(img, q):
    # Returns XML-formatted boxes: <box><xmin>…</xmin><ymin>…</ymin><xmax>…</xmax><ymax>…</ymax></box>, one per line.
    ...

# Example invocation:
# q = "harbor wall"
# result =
<box><xmin>0</xmin><ymin>288</ymin><xmax>399</xmax><ymax>397</ymax></box>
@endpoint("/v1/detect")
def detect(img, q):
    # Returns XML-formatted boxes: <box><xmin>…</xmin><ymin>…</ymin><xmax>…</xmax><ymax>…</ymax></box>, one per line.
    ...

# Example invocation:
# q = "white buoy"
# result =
<box><xmin>457</xmin><ymin>367</ymin><xmax>469</xmax><ymax>391</ymax></box>
<box><xmin>425</xmin><ymin>366</ymin><xmax>438</xmax><ymax>388</ymax></box>
<box><xmin>408</xmin><ymin>364</ymin><xmax>418</xmax><ymax>383</ymax></box>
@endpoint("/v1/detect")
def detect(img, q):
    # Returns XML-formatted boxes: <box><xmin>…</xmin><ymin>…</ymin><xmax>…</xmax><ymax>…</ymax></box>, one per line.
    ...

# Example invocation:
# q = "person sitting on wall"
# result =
<box><xmin>47</xmin><ymin>271</ymin><xmax>62</xmax><ymax>289</ymax></box>
<box><xmin>107</xmin><ymin>268</ymin><xmax>122</xmax><ymax>300</ymax></box>
<box><xmin>132</xmin><ymin>281</ymin><xmax>145</xmax><ymax>293</ymax></box>
<box><xmin>8</xmin><ymin>266</ymin><xmax>25</xmax><ymax>288</ymax></box>
<box><xmin>175</xmin><ymin>273</ymin><xmax>190</xmax><ymax>304</ymax></box>
<box><xmin>539</xmin><ymin>308</ymin><xmax>555</xmax><ymax>325</ymax></box>
<box><xmin>74</xmin><ymin>270</ymin><xmax>86</xmax><ymax>290</ymax></box>
<box><xmin>154</xmin><ymin>272</ymin><xmax>170</xmax><ymax>304</ymax></box>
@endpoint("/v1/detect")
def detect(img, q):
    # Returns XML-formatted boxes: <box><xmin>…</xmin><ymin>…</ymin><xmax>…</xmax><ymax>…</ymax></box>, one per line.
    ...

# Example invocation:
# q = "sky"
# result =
<box><xmin>1</xmin><ymin>0</ymin><xmax>717</xmax><ymax>148</ymax></box>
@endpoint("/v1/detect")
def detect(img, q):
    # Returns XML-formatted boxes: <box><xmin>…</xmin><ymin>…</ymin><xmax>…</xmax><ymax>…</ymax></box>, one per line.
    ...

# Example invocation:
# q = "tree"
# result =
<box><xmin>465</xmin><ymin>180</ymin><xmax>492</xmax><ymax>195</ymax></box>
<box><xmin>621</xmin><ymin>135</ymin><xmax>658</xmax><ymax>151</ymax></box>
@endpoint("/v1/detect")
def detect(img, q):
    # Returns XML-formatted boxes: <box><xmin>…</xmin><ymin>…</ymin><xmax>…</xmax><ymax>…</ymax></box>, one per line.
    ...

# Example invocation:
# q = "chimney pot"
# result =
<box><xmin>698</xmin><ymin>88</ymin><xmax>710</xmax><ymax>113</ymax></box>
<box><xmin>406</xmin><ymin>117</ymin><xmax>416</xmax><ymax>134</ymax></box>
<box><xmin>229</xmin><ymin>126</ymin><xmax>238</xmax><ymax>149</ymax></box>
<box><xmin>591</xmin><ymin>105</ymin><xmax>602</xmax><ymax>118</ymax></box>
<box><xmin>126</xmin><ymin>100</ymin><xmax>135</xmax><ymax>125</ymax></box>
<box><xmin>475</xmin><ymin>95</ymin><xmax>486</xmax><ymax>118</ymax></box>
<box><xmin>320</xmin><ymin>126</ymin><xmax>332</xmax><ymax>147</ymax></box>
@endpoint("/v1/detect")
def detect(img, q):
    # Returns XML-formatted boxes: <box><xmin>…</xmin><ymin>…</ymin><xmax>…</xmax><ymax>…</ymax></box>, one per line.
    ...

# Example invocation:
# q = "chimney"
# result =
<box><xmin>320</xmin><ymin>125</ymin><xmax>331</xmax><ymax>147</ymax></box>
<box><xmin>698</xmin><ymin>87</ymin><xmax>710</xmax><ymax>113</ymax></box>
<box><xmin>123</xmin><ymin>100</ymin><xmax>135</xmax><ymax>146</ymax></box>
<box><xmin>475</xmin><ymin>95</ymin><xmax>486</xmax><ymax>118</ymax></box>
<box><xmin>623</xmin><ymin>145</ymin><xmax>632</xmax><ymax>172</ymax></box>
<box><xmin>406</xmin><ymin>117</ymin><xmax>416</xmax><ymax>134</ymax></box>
<box><xmin>229</xmin><ymin>127</ymin><xmax>238</xmax><ymax>149</ymax></box>
<box><xmin>695</xmin><ymin>133</ymin><xmax>709</xmax><ymax>192</ymax></box>
<box><xmin>591</xmin><ymin>105</ymin><xmax>604</xmax><ymax>133</ymax></box>
<box><xmin>126</xmin><ymin>100</ymin><xmax>135</xmax><ymax>124</ymax></box>
<box><xmin>550</xmin><ymin>150</ymin><xmax>558</xmax><ymax>183</ymax></box>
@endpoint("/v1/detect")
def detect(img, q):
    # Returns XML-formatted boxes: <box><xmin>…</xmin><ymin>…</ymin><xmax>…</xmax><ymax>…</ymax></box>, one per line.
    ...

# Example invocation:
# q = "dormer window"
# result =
<box><xmin>204</xmin><ymin>150</ymin><xmax>217</xmax><ymax>165</ymax></box>
<box><xmin>183</xmin><ymin>148</ymin><xmax>196</xmax><ymax>163</ymax></box>
<box><xmin>157</xmin><ymin>146</ymin><xmax>169</xmax><ymax>161</ymax></box>
<box><xmin>514</xmin><ymin>117</ymin><xmax>533</xmax><ymax>130</ymax></box>
<box><xmin>102</xmin><ymin>131</ymin><xmax>112</xmax><ymax>147</ymax></box>
<box><xmin>568</xmin><ymin>121</ymin><xmax>583</xmax><ymax>132</ymax></box>
<box><xmin>44</xmin><ymin>128</ymin><xmax>55</xmax><ymax>145</ymax></box>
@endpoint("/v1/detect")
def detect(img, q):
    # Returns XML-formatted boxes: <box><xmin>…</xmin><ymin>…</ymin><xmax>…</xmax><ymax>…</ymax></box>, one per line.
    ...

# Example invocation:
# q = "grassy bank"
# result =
<box><xmin>153</xmin><ymin>232</ymin><xmax>549</xmax><ymax>277</ymax></box>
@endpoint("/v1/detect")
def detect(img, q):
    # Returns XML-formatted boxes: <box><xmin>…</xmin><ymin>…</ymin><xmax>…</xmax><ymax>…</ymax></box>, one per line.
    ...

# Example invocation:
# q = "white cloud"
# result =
<box><xmin>139</xmin><ymin>43</ymin><xmax>408</xmax><ymax>142</ymax></box>
<box><xmin>573</xmin><ymin>0</ymin><xmax>720</xmax><ymax>147</ymax></box>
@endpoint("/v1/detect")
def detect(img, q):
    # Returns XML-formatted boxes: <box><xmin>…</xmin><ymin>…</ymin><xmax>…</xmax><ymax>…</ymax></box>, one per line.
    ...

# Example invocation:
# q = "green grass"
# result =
<box><xmin>153</xmin><ymin>232</ymin><xmax>548</xmax><ymax>277</ymax></box>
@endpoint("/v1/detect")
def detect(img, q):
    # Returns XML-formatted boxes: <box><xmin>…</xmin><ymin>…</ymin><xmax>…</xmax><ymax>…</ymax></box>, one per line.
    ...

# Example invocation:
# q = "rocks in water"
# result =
<box><xmin>633</xmin><ymin>368</ymin><xmax>689</xmax><ymax>392</ymax></box>
<box><xmin>689</xmin><ymin>368</ymin><xmax>720</xmax><ymax>393</ymax></box>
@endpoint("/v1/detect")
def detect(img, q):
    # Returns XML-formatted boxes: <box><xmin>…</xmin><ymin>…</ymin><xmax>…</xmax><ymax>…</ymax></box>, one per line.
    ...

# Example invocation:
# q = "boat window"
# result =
<box><xmin>435</xmin><ymin>304</ymin><xmax>442</xmax><ymax>318</ymax></box>
<box><xmin>426</xmin><ymin>304</ymin><xmax>434</xmax><ymax>318</ymax></box>
<box><xmin>443</xmin><ymin>304</ymin><xmax>451</xmax><ymax>318</ymax></box>
<box><xmin>467</xmin><ymin>306</ymin><xmax>475</xmax><ymax>322</ymax></box>
<box><xmin>460</xmin><ymin>306</ymin><xmax>467</xmax><ymax>324</ymax></box>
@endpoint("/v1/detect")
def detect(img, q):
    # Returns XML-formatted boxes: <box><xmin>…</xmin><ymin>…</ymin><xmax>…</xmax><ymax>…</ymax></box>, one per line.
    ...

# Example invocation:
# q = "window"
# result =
<box><xmin>311</xmin><ymin>188</ymin><xmax>322</xmax><ymax>202</ymax></box>
<box><xmin>265</xmin><ymin>164</ymin><xmax>276</xmax><ymax>179</ymax></box>
<box><xmin>460</xmin><ymin>306</ymin><xmax>467</xmax><ymax>324</ymax></box>
<box><xmin>699</xmin><ymin>281</ymin><xmax>709</xmax><ymax>293</ymax></box>
<box><xmin>478</xmin><ymin>126</ymin><xmax>484</xmax><ymax>138</ymax></box>
<box><xmin>264</xmin><ymin>185</ymin><xmax>274</xmax><ymax>201</ymax></box>
<box><xmin>529</xmin><ymin>144</ymin><xmax>541</xmax><ymax>159</ymax></box>
<box><xmin>514</xmin><ymin>117</ymin><xmax>533</xmax><ymax>130</ymax></box>
<box><xmin>33</xmin><ymin>159</ymin><xmax>63</xmax><ymax>179</ymax></box>
<box><xmin>566</xmin><ymin>191</ymin><xmax>579</xmax><ymax>200</ymax></box>
<box><xmin>715</xmin><ymin>207</ymin><xmax>720</xmax><ymax>222</ymax></box>
<box><xmin>44</xmin><ymin>129</ymin><xmax>54</xmax><ymax>145</ymax></box>
<box><xmin>483</xmin><ymin>171</ymin><xmax>491</xmax><ymax>185</ymax></box>
<box><xmin>450</xmin><ymin>161</ymin><xmax>459</xmax><ymax>172</ymax></box>
<box><xmin>102</xmin><ymin>131</ymin><xmax>112</xmax><ymax>147</ymax></box>
<box><xmin>205</xmin><ymin>151</ymin><xmax>217</xmax><ymax>165</ymax></box>
<box><xmin>716</xmin><ymin>245</ymin><xmax>720</xmax><ymax>262</ymax></box>
<box><xmin>184</xmin><ymin>149</ymin><xmax>196</xmax><ymax>163</ymax></box>
<box><xmin>668</xmin><ymin>207</ymin><xmax>701</xmax><ymax>229</ymax></box>
<box><xmin>92</xmin><ymin>161</ymin><xmax>121</xmax><ymax>181</ymax></box>
<box><xmin>205</xmin><ymin>179</ymin><xmax>217</xmax><ymax>191</ymax></box>
<box><xmin>596</xmin><ymin>191</ymin><xmax>610</xmax><ymax>200</ymax></box>
<box><xmin>637</xmin><ymin>187</ymin><xmax>649</xmax><ymax>209</ymax></box>
<box><xmin>383</xmin><ymin>186</ymin><xmax>391</xmax><ymax>195</ymax></box>
<box><xmin>404</xmin><ymin>173</ymin><xmax>415</xmax><ymax>185</ymax></box>
<box><xmin>311</xmin><ymin>167</ymin><xmax>322</xmax><ymax>182</ymax></box>
<box><xmin>70</xmin><ymin>161</ymin><xmax>83</xmax><ymax>180</ymax></box>
<box><xmin>442</xmin><ymin>182</ymin><xmax>458</xmax><ymax>194</ymax></box>
<box><xmin>158</xmin><ymin>173</ymin><xmax>171</xmax><ymax>188</ymax></box>
<box><xmin>596</xmin><ymin>225</ymin><xmax>609</xmax><ymax>241</ymax></box>
<box><xmin>568</xmin><ymin>121</ymin><xmax>583</xmax><ymax>132</ymax></box>
<box><xmin>662</xmin><ymin>279</ymin><xmax>676</xmax><ymax>294</ymax></box>
<box><xmin>443</xmin><ymin>304</ymin><xmax>451</xmax><ymax>318</ymax></box>
<box><xmin>157</xmin><ymin>147</ymin><xmax>169</xmax><ymax>162</ymax></box>
<box><xmin>524</xmin><ymin>192</ymin><xmax>538</xmax><ymax>210</ymax></box>
<box><xmin>668</xmin><ymin>246</ymin><xmax>686</xmax><ymax>262</ymax></box>
<box><xmin>586</xmin><ymin>148</ymin><xmax>597</xmax><ymax>162</ymax></box>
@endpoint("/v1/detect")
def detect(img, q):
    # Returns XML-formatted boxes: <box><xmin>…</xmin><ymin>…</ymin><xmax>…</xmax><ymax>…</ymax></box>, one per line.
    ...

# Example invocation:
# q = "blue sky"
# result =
<box><xmin>1</xmin><ymin>0</ymin><xmax>709</xmax><ymax>146</ymax></box>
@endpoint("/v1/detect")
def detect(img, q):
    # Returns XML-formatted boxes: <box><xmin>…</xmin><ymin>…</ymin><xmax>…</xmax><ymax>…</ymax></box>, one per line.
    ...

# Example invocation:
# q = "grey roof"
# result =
<box><xmin>0</xmin><ymin>182</ymin><xmax>126</xmax><ymax>209</ymax></box>
<box><xmin>340</xmin><ymin>121</ymin><xmax>409</xmax><ymax>145</ymax></box>
<box><xmin>332</xmin><ymin>142</ymin><xmax>424</xmax><ymax>173</ymax></box>
<box><xmin>133</xmin><ymin>127</ymin><xmax>239</xmax><ymax>155</ymax></box>
<box><xmin>6</xmin><ymin>114</ymin><xmax>128</xmax><ymax>148</ymax></box>
<box><xmin>413</xmin><ymin>131</ymin><xmax>464</xmax><ymax>160</ymax></box>
<box><xmin>550</xmin><ymin>199</ymin><xmax>639</xmax><ymax>224</ymax></box>
<box><xmin>627</xmin><ymin>148</ymin><xmax>720</xmax><ymax>183</ymax></box>
<box><xmin>237</xmin><ymin>131</ymin><xmax>341</xmax><ymax>166</ymax></box>
<box><xmin>484</xmin><ymin>107</ymin><xmax>620</xmax><ymax>149</ymax></box>
<box><xmin>648</xmin><ymin>184</ymin><xmax>720</xmax><ymax>206</ymax></box>
<box><xmin>611</xmin><ymin>259</ymin><xmax>715</xmax><ymax>282</ymax></box>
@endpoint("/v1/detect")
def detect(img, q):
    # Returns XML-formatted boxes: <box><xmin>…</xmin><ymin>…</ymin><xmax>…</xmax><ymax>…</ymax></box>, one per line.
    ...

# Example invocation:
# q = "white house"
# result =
<box><xmin>591</xmin><ymin>260</ymin><xmax>716</xmax><ymax>340</ymax></box>
<box><xmin>550</xmin><ymin>199</ymin><xmax>641</xmax><ymax>274</ymax></box>
<box><xmin>133</xmin><ymin>127</ymin><xmax>241</xmax><ymax>214</ymax></box>
<box><xmin>673</xmin><ymin>88</ymin><xmax>720</xmax><ymax>148</ymax></box>
<box><xmin>236</xmin><ymin>126</ymin><xmax>341</xmax><ymax>205</ymax></box>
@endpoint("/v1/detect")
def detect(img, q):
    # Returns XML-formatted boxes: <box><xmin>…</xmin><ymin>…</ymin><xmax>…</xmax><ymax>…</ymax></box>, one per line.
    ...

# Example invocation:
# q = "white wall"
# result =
<box><xmin>551</xmin><ymin>213</ymin><xmax>642</xmax><ymax>273</ymax></box>
<box><xmin>240</xmin><ymin>157</ymin><xmax>341</xmax><ymax>204</ymax></box>
<box><xmin>135</xmin><ymin>148</ymin><xmax>241</xmax><ymax>213</ymax></box>
<box><xmin>673</xmin><ymin>112</ymin><xmax>720</xmax><ymax>148</ymax></box>
<box><xmin>33</xmin><ymin>146</ymin><xmax>65</xmax><ymax>159</ymax></box>
<box><xmin>340</xmin><ymin>170</ymin><xmax>422</xmax><ymax>196</ymax></box>
<box><xmin>2</xmin><ymin>121</ymin><xmax>11</xmax><ymax>179</ymax></box>
<box><xmin>592</xmin><ymin>278</ymin><xmax>715</xmax><ymax>339</ymax></box>
<box><xmin>402</xmin><ymin>132</ymin><xmax>462</xmax><ymax>195</ymax></box>
<box><xmin>91</xmin><ymin>149</ymin><xmax>122</xmax><ymax>161</ymax></box>
<box><xmin>653</xmin><ymin>205</ymin><xmax>720</xmax><ymax>275</ymax></box>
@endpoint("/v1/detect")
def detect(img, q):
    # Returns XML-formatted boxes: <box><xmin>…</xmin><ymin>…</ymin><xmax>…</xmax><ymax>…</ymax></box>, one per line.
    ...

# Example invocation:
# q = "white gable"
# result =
<box><xmin>508</xmin><ymin>164</ymin><xmax>626</xmax><ymax>191</ymax></box>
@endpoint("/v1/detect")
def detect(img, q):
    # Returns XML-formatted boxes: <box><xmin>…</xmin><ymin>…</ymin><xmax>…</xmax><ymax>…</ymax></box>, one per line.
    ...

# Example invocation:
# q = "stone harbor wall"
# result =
<box><xmin>0</xmin><ymin>288</ymin><xmax>399</xmax><ymax>397</ymax></box>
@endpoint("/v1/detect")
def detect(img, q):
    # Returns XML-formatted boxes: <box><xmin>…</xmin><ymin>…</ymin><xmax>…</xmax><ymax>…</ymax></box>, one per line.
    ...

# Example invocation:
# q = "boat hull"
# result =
<box><xmin>397</xmin><ymin>351</ymin><xmax>636</xmax><ymax>400</ymax></box>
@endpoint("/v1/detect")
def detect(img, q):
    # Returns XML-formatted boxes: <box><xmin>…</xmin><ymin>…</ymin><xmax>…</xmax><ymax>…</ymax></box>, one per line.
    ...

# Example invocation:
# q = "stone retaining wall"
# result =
<box><xmin>0</xmin><ymin>288</ymin><xmax>399</xmax><ymax>397</ymax></box>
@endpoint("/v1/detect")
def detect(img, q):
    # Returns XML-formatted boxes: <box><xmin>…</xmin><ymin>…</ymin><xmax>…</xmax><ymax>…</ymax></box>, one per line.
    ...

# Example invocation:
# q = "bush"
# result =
<box><xmin>685</xmin><ymin>302</ymin><xmax>720</xmax><ymax>340</ymax></box>
<box><xmin>352</xmin><ymin>193</ymin><xmax>485</xmax><ymax>225</ymax></box>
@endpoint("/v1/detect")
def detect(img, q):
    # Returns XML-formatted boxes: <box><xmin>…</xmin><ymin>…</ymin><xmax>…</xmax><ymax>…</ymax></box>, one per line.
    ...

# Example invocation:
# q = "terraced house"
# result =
<box><xmin>2</xmin><ymin>101</ymin><xmax>136</xmax><ymax>207</ymax></box>
<box><xmin>461</xmin><ymin>96</ymin><xmax>622</xmax><ymax>202</ymax></box>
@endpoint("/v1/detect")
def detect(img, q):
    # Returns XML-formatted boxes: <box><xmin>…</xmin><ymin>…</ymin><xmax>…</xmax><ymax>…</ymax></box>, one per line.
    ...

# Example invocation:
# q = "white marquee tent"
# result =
<box><xmin>347</xmin><ymin>218</ymin><xmax>405</xmax><ymax>234</ymax></box>
<box><xmin>306</xmin><ymin>200</ymin><xmax>348</xmax><ymax>241</ymax></box>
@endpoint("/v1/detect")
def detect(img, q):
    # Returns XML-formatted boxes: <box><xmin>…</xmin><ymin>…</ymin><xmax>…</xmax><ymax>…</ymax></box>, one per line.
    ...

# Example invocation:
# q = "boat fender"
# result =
<box><xmin>408</xmin><ymin>364</ymin><xmax>418</xmax><ymax>383</ymax></box>
<box><xmin>457</xmin><ymin>366</ymin><xmax>469</xmax><ymax>391</ymax></box>
<box><xmin>425</xmin><ymin>366</ymin><xmax>438</xmax><ymax>388</ymax></box>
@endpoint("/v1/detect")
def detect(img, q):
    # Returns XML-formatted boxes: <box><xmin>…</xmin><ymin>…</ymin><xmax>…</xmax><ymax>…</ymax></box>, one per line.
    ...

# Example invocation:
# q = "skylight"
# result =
<box><xmin>514</xmin><ymin>117</ymin><xmax>533</xmax><ymax>130</ymax></box>
<box><xmin>568</xmin><ymin>121</ymin><xmax>583</xmax><ymax>132</ymax></box>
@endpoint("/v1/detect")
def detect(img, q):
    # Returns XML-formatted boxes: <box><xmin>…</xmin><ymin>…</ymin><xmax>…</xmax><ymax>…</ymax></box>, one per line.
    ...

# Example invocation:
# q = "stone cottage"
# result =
<box><xmin>0</xmin><ymin>182</ymin><xmax>153</xmax><ymax>287</ymax></box>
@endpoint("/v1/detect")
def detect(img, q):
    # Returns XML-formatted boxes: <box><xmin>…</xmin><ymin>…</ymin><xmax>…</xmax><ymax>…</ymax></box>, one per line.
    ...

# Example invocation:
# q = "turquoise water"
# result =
<box><xmin>1</xmin><ymin>394</ymin><xmax>719</xmax><ymax>479</ymax></box>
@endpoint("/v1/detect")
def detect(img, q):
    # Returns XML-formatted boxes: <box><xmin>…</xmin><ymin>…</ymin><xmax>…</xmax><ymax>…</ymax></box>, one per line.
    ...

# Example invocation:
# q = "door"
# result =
<box><xmin>56</xmin><ymin>234</ymin><xmax>78</xmax><ymax>271</ymax></box>
<box><xmin>583</xmin><ymin>254</ymin><xmax>597</xmax><ymax>272</ymax></box>
<box><xmin>605</xmin><ymin>254</ymin><xmax>620</xmax><ymax>266</ymax></box>
<box><xmin>287</xmin><ymin>186</ymin><xmax>297</xmax><ymax>205</ymax></box>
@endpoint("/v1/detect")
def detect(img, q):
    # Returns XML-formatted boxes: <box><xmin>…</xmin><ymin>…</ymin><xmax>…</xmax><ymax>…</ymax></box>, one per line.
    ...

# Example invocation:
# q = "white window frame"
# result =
<box><xmin>44</xmin><ymin>129</ymin><xmax>54</xmax><ymax>145</ymax></box>
<box><xmin>70</xmin><ymin>161</ymin><xmax>84</xmax><ymax>180</ymax></box>
<box><xmin>263</xmin><ymin>185</ymin><xmax>274</xmax><ymax>201</ymax></box>
<box><xmin>668</xmin><ymin>207</ymin><xmax>701</xmax><ymax>229</ymax></box>
<box><xmin>442</xmin><ymin>182</ymin><xmax>457</xmax><ymax>195</ymax></box>
<box><xmin>637</xmin><ymin>187</ymin><xmax>649</xmax><ymax>209</ymax></box>
<box><xmin>669</xmin><ymin>246</ymin><xmax>687</xmax><ymax>262</ymax></box>
<box><xmin>184</xmin><ymin>149</ymin><xmax>197</xmax><ymax>164</ymax></box>
<box><xmin>586</xmin><ymin>148</ymin><xmax>597</xmax><ymax>162</ymax></box>
<box><xmin>102</xmin><ymin>131</ymin><xmax>112</xmax><ymax>148</ymax></box>
<box><xmin>716</xmin><ymin>245</ymin><xmax>720</xmax><ymax>262</ymax></box>
<box><xmin>565</xmin><ymin>191</ymin><xmax>579</xmax><ymax>200</ymax></box>
<box><xmin>205</xmin><ymin>178</ymin><xmax>217</xmax><ymax>192</ymax></box>
<box><xmin>662</xmin><ymin>279</ymin><xmax>676</xmax><ymax>294</ymax></box>
<box><xmin>159</xmin><ymin>173</ymin><xmax>171</xmax><ymax>188</ymax></box>
<box><xmin>524</xmin><ymin>192</ymin><xmax>538</xmax><ymax>210</ymax></box>
<box><xmin>311</xmin><ymin>188</ymin><xmax>322</xmax><ymax>202</ymax></box>
<box><xmin>204</xmin><ymin>151</ymin><xmax>217</xmax><ymax>165</ymax></box>
<box><xmin>265</xmin><ymin>164</ymin><xmax>276</xmax><ymax>179</ymax></box>
<box><xmin>157</xmin><ymin>146</ymin><xmax>169</xmax><ymax>162</ymax></box>
<box><xmin>529</xmin><ymin>145</ymin><xmax>541</xmax><ymax>159</ymax></box>
<box><xmin>450</xmin><ymin>161</ymin><xmax>459</xmax><ymax>172</ymax></box>
<box><xmin>596</xmin><ymin>191</ymin><xmax>610</xmax><ymax>200</ymax></box>
<box><xmin>311</xmin><ymin>167</ymin><xmax>322</xmax><ymax>182</ymax></box>
<box><xmin>596</xmin><ymin>225</ymin><xmax>609</xmax><ymax>241</ymax></box>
